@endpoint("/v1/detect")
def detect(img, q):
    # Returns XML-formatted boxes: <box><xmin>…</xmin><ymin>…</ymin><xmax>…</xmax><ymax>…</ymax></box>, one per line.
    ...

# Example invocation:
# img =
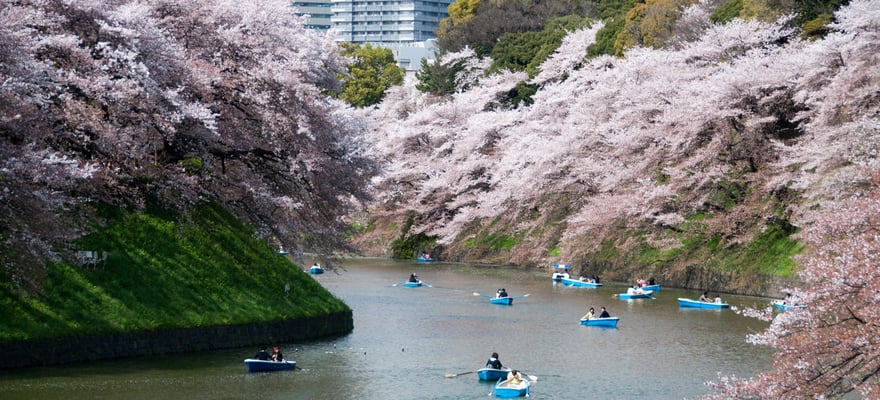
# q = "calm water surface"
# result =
<box><xmin>0</xmin><ymin>258</ymin><xmax>774</xmax><ymax>399</ymax></box>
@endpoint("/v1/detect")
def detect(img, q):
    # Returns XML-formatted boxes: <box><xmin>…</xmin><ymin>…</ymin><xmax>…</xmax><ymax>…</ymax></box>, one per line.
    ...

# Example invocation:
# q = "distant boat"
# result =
<box><xmin>478</xmin><ymin>367</ymin><xmax>510</xmax><ymax>381</ymax></box>
<box><xmin>475</xmin><ymin>292</ymin><xmax>528</xmax><ymax>305</ymax></box>
<box><xmin>580</xmin><ymin>317</ymin><xmax>619</xmax><ymax>327</ymax></box>
<box><xmin>490</xmin><ymin>296</ymin><xmax>514</xmax><ymax>305</ymax></box>
<box><xmin>244</xmin><ymin>359</ymin><xmax>296</xmax><ymax>372</ymax></box>
<box><xmin>551</xmin><ymin>264</ymin><xmax>571</xmax><ymax>282</ymax></box>
<box><xmin>641</xmin><ymin>284</ymin><xmax>661</xmax><ymax>292</ymax></box>
<box><xmin>560</xmin><ymin>277</ymin><xmax>602</xmax><ymax>287</ymax></box>
<box><xmin>493</xmin><ymin>376</ymin><xmax>530</xmax><ymax>398</ymax></box>
<box><xmin>617</xmin><ymin>290</ymin><xmax>654</xmax><ymax>300</ymax></box>
<box><xmin>678</xmin><ymin>298</ymin><xmax>729</xmax><ymax>309</ymax></box>
<box><xmin>309</xmin><ymin>264</ymin><xmax>324</xmax><ymax>274</ymax></box>
<box><xmin>417</xmin><ymin>254</ymin><xmax>434</xmax><ymax>262</ymax></box>
<box><xmin>404</xmin><ymin>281</ymin><xmax>423</xmax><ymax>287</ymax></box>
<box><xmin>772</xmin><ymin>300</ymin><xmax>806</xmax><ymax>311</ymax></box>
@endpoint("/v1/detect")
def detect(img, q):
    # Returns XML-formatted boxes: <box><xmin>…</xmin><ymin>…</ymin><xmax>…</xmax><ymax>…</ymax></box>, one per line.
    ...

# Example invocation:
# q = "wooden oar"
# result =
<box><xmin>421</xmin><ymin>281</ymin><xmax>433</xmax><ymax>287</ymax></box>
<box><xmin>522</xmin><ymin>372</ymin><xmax>538</xmax><ymax>381</ymax></box>
<box><xmin>510</xmin><ymin>293</ymin><xmax>530</xmax><ymax>300</ymax></box>
<box><xmin>444</xmin><ymin>370</ymin><xmax>476</xmax><ymax>378</ymax></box>
<box><xmin>391</xmin><ymin>281</ymin><xmax>406</xmax><ymax>287</ymax></box>
<box><xmin>473</xmin><ymin>292</ymin><xmax>493</xmax><ymax>299</ymax></box>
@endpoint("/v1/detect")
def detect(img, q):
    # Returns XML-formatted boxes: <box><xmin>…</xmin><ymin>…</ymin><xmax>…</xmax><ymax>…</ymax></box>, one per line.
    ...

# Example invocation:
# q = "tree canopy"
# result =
<box><xmin>436</xmin><ymin>0</ymin><xmax>596</xmax><ymax>55</ymax></box>
<box><xmin>0</xmin><ymin>0</ymin><xmax>376</xmax><ymax>290</ymax></box>
<box><xmin>336</xmin><ymin>42</ymin><xmax>405</xmax><ymax>107</ymax></box>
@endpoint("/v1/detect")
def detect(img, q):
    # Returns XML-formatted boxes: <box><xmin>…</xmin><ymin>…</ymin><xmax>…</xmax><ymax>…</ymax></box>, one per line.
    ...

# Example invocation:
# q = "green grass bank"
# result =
<box><xmin>0</xmin><ymin>202</ymin><xmax>351</xmax><ymax>366</ymax></box>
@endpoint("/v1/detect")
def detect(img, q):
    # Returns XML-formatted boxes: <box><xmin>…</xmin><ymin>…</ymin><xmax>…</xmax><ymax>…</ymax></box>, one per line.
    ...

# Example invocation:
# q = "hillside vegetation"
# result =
<box><xmin>352</xmin><ymin>0</ymin><xmax>880</xmax><ymax>291</ymax></box>
<box><xmin>0</xmin><ymin>202</ymin><xmax>346</xmax><ymax>342</ymax></box>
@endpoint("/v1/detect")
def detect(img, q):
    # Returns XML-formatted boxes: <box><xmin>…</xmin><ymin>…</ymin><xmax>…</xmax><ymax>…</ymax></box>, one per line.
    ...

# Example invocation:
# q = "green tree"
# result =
<box><xmin>336</xmin><ymin>43</ymin><xmax>404</xmax><ymax>107</ymax></box>
<box><xmin>710</xmin><ymin>0</ymin><xmax>744</xmax><ymax>24</ymax></box>
<box><xmin>436</xmin><ymin>0</ymin><xmax>594</xmax><ymax>55</ymax></box>
<box><xmin>614</xmin><ymin>0</ymin><xmax>696</xmax><ymax>55</ymax></box>
<box><xmin>490</xmin><ymin>15</ymin><xmax>593</xmax><ymax>77</ymax></box>
<box><xmin>416</xmin><ymin>56</ymin><xmax>466</xmax><ymax>96</ymax></box>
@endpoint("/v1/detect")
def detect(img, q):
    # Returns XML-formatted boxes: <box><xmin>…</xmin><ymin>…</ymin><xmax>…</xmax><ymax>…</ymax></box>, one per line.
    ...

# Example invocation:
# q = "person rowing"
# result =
<box><xmin>486</xmin><ymin>352</ymin><xmax>503</xmax><ymax>369</ymax></box>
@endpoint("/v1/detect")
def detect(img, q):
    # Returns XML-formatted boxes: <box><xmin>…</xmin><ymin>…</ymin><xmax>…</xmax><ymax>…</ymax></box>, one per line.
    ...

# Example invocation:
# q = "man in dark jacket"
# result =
<box><xmin>254</xmin><ymin>347</ymin><xmax>270</xmax><ymax>360</ymax></box>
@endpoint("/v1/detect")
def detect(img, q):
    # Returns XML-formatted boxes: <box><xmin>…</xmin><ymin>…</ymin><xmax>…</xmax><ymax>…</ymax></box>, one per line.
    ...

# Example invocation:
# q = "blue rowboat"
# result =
<box><xmin>579</xmin><ymin>317</ymin><xmax>619</xmax><ymax>327</ymax></box>
<box><xmin>560</xmin><ymin>277</ymin><xmax>602</xmax><ymax>287</ymax></box>
<box><xmin>490</xmin><ymin>297</ymin><xmax>514</xmax><ymax>305</ymax></box>
<box><xmin>404</xmin><ymin>281</ymin><xmax>423</xmax><ymax>287</ymax></box>
<box><xmin>641</xmin><ymin>284</ymin><xmax>661</xmax><ymax>292</ymax></box>
<box><xmin>478</xmin><ymin>367</ymin><xmax>510</xmax><ymax>381</ymax></box>
<box><xmin>678</xmin><ymin>298</ymin><xmax>729</xmax><ymax>309</ymax></box>
<box><xmin>493</xmin><ymin>377</ymin><xmax>530</xmax><ymax>398</ymax></box>
<box><xmin>244</xmin><ymin>359</ymin><xmax>296</xmax><ymax>372</ymax></box>
<box><xmin>772</xmin><ymin>300</ymin><xmax>806</xmax><ymax>311</ymax></box>
<box><xmin>417</xmin><ymin>255</ymin><xmax>434</xmax><ymax>262</ymax></box>
<box><xmin>309</xmin><ymin>265</ymin><xmax>324</xmax><ymax>274</ymax></box>
<box><xmin>618</xmin><ymin>290</ymin><xmax>653</xmax><ymax>299</ymax></box>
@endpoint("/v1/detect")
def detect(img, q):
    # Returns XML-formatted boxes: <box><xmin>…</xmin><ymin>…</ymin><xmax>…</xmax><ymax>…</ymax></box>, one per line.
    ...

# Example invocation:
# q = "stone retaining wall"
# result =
<box><xmin>574</xmin><ymin>260</ymin><xmax>800</xmax><ymax>298</ymax></box>
<box><xmin>0</xmin><ymin>310</ymin><xmax>352</xmax><ymax>369</ymax></box>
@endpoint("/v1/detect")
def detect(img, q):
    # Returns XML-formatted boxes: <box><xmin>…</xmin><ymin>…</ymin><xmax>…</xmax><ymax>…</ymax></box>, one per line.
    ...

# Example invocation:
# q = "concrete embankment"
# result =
<box><xmin>0</xmin><ymin>310</ymin><xmax>352</xmax><ymax>369</ymax></box>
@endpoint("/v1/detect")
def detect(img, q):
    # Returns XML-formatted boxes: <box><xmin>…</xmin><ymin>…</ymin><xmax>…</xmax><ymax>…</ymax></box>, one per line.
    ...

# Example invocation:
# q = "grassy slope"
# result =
<box><xmin>0</xmin><ymin>202</ymin><xmax>347</xmax><ymax>342</ymax></box>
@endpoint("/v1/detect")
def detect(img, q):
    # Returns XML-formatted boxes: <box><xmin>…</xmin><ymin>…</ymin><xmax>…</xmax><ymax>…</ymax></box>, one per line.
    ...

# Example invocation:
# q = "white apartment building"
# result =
<box><xmin>330</xmin><ymin>0</ymin><xmax>453</xmax><ymax>44</ymax></box>
<box><xmin>294</xmin><ymin>0</ymin><xmax>451</xmax><ymax>71</ymax></box>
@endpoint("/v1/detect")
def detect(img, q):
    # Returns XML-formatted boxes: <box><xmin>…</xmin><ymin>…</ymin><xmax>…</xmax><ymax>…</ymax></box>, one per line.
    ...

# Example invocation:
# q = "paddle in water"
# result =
<box><xmin>444</xmin><ymin>370</ymin><xmax>476</xmax><ymax>378</ymax></box>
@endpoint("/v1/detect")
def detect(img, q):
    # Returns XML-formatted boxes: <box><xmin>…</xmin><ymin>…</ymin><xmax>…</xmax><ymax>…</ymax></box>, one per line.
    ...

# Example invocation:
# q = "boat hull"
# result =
<box><xmin>417</xmin><ymin>256</ymin><xmax>434</xmax><ymax>263</ymax></box>
<box><xmin>494</xmin><ymin>378</ymin><xmax>530</xmax><ymax>398</ymax></box>
<box><xmin>580</xmin><ymin>317</ymin><xmax>619</xmax><ymax>327</ymax></box>
<box><xmin>560</xmin><ymin>277</ymin><xmax>602</xmax><ymax>287</ymax></box>
<box><xmin>678</xmin><ymin>298</ymin><xmax>729</xmax><ymax>309</ymax></box>
<box><xmin>309</xmin><ymin>267</ymin><xmax>324</xmax><ymax>274</ymax></box>
<box><xmin>244</xmin><ymin>359</ymin><xmax>296</xmax><ymax>372</ymax></box>
<box><xmin>641</xmin><ymin>284</ymin><xmax>661</xmax><ymax>292</ymax></box>
<box><xmin>772</xmin><ymin>300</ymin><xmax>806</xmax><ymax>310</ymax></box>
<box><xmin>478</xmin><ymin>368</ymin><xmax>510</xmax><ymax>381</ymax></box>
<box><xmin>404</xmin><ymin>281</ymin><xmax>423</xmax><ymax>287</ymax></box>
<box><xmin>618</xmin><ymin>290</ymin><xmax>653</xmax><ymax>299</ymax></box>
<box><xmin>490</xmin><ymin>297</ymin><xmax>514</xmax><ymax>305</ymax></box>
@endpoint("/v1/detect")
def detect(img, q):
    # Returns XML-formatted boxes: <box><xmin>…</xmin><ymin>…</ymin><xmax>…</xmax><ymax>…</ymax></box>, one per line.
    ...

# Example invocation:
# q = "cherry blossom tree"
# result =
<box><xmin>706</xmin><ymin>165</ymin><xmax>880</xmax><ymax>398</ymax></box>
<box><xmin>355</xmin><ymin>0</ymin><xmax>879</xmax><ymax>267</ymax></box>
<box><xmin>1</xmin><ymin>0</ymin><xmax>375</xmax><ymax>287</ymax></box>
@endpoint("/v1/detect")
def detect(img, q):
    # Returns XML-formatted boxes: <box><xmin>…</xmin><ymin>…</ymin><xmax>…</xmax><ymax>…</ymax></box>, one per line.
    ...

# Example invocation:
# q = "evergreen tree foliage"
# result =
<box><xmin>710</xmin><ymin>0</ymin><xmax>744</xmax><ymax>24</ymax></box>
<box><xmin>436</xmin><ymin>0</ymin><xmax>595</xmax><ymax>55</ymax></box>
<box><xmin>490</xmin><ymin>15</ymin><xmax>593</xmax><ymax>77</ymax></box>
<box><xmin>416</xmin><ymin>56</ymin><xmax>466</xmax><ymax>95</ymax></box>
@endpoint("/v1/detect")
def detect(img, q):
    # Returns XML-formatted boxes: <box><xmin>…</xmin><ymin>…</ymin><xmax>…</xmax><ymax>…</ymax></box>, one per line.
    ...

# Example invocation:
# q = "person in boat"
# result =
<box><xmin>598</xmin><ymin>306</ymin><xmax>610</xmax><ymax>318</ymax></box>
<box><xmin>409</xmin><ymin>273</ymin><xmax>419</xmax><ymax>283</ymax></box>
<box><xmin>497</xmin><ymin>288</ymin><xmax>508</xmax><ymax>298</ymax></box>
<box><xmin>507</xmin><ymin>370</ymin><xmax>523</xmax><ymax>385</ymax></box>
<box><xmin>699</xmin><ymin>291</ymin><xmax>710</xmax><ymax>302</ymax></box>
<box><xmin>312</xmin><ymin>262</ymin><xmax>320</xmax><ymax>269</ymax></box>
<box><xmin>486</xmin><ymin>352</ymin><xmax>503</xmax><ymax>369</ymax></box>
<box><xmin>636</xmin><ymin>278</ymin><xmax>646</xmax><ymax>287</ymax></box>
<box><xmin>714</xmin><ymin>294</ymin><xmax>723</xmax><ymax>304</ymax></box>
<box><xmin>582</xmin><ymin>307</ymin><xmax>595</xmax><ymax>320</ymax></box>
<box><xmin>648</xmin><ymin>277</ymin><xmax>656</xmax><ymax>285</ymax></box>
<box><xmin>593</xmin><ymin>275</ymin><xmax>601</xmax><ymax>284</ymax></box>
<box><xmin>254</xmin><ymin>346</ymin><xmax>270</xmax><ymax>360</ymax></box>
<box><xmin>271</xmin><ymin>346</ymin><xmax>284</xmax><ymax>362</ymax></box>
